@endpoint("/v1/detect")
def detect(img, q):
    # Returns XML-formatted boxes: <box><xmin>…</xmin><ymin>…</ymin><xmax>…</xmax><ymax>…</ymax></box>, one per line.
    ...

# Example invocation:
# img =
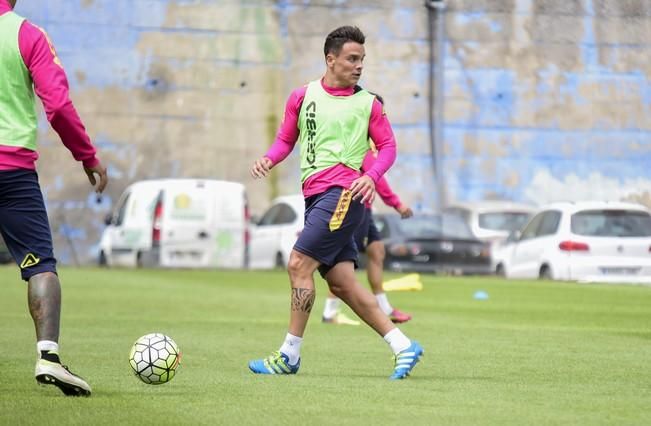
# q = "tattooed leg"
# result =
<box><xmin>286</xmin><ymin>250</ymin><xmax>320</xmax><ymax>337</ymax></box>
<box><xmin>27</xmin><ymin>272</ymin><xmax>61</xmax><ymax>342</ymax></box>
<box><xmin>292</xmin><ymin>287</ymin><xmax>315</xmax><ymax>313</ymax></box>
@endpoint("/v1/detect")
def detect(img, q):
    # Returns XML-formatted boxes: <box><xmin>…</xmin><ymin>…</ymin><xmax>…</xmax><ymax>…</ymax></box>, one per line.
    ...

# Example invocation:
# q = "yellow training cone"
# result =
<box><xmin>383</xmin><ymin>273</ymin><xmax>423</xmax><ymax>292</ymax></box>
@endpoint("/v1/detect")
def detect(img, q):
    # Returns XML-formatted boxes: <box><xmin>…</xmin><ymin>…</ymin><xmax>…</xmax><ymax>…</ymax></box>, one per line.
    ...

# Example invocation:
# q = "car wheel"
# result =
<box><xmin>275</xmin><ymin>252</ymin><xmax>285</xmax><ymax>269</ymax></box>
<box><xmin>496</xmin><ymin>263</ymin><xmax>505</xmax><ymax>277</ymax></box>
<box><xmin>98</xmin><ymin>250</ymin><xmax>108</xmax><ymax>267</ymax></box>
<box><xmin>136</xmin><ymin>251</ymin><xmax>144</xmax><ymax>268</ymax></box>
<box><xmin>539</xmin><ymin>265</ymin><xmax>552</xmax><ymax>280</ymax></box>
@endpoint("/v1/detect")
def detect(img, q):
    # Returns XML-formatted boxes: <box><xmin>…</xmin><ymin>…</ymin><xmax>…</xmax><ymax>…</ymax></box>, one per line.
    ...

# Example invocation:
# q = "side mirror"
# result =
<box><xmin>104</xmin><ymin>212</ymin><xmax>113</xmax><ymax>226</ymax></box>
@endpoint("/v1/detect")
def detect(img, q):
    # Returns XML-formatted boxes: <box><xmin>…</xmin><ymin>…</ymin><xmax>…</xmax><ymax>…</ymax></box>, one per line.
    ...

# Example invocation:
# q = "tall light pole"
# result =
<box><xmin>425</xmin><ymin>0</ymin><xmax>447</xmax><ymax>210</ymax></box>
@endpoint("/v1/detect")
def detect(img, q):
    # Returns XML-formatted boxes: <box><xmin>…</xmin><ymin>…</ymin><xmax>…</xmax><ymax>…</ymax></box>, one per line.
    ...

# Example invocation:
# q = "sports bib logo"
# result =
<box><xmin>304</xmin><ymin>101</ymin><xmax>317</xmax><ymax>169</ymax></box>
<box><xmin>20</xmin><ymin>253</ymin><xmax>40</xmax><ymax>269</ymax></box>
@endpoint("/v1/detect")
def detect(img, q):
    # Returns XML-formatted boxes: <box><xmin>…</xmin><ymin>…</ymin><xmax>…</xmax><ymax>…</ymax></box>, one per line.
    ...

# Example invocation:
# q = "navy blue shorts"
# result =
<box><xmin>294</xmin><ymin>186</ymin><xmax>365</xmax><ymax>278</ymax></box>
<box><xmin>353</xmin><ymin>208</ymin><xmax>382</xmax><ymax>253</ymax></box>
<box><xmin>0</xmin><ymin>170</ymin><xmax>57</xmax><ymax>281</ymax></box>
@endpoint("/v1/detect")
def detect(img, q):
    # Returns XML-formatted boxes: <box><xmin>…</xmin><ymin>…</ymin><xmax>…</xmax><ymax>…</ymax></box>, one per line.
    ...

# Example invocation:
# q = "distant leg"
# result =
<box><xmin>366</xmin><ymin>241</ymin><xmax>411</xmax><ymax>323</ymax></box>
<box><xmin>366</xmin><ymin>241</ymin><xmax>386</xmax><ymax>295</ymax></box>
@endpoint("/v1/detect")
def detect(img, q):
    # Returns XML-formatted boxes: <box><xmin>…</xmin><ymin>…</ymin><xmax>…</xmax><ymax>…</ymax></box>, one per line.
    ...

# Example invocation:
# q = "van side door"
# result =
<box><xmin>107</xmin><ymin>191</ymin><xmax>138</xmax><ymax>267</ymax></box>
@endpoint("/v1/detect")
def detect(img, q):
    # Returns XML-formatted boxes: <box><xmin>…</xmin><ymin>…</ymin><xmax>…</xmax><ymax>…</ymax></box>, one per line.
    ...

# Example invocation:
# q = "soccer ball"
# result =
<box><xmin>129</xmin><ymin>333</ymin><xmax>181</xmax><ymax>385</ymax></box>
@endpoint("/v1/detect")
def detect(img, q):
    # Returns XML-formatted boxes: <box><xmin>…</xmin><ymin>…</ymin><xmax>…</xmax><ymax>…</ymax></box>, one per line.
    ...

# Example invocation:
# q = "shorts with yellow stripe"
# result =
<box><xmin>294</xmin><ymin>186</ymin><xmax>365</xmax><ymax>278</ymax></box>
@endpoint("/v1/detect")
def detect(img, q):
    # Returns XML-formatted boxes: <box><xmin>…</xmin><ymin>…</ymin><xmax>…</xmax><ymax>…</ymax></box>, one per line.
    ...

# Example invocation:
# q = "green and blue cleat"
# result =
<box><xmin>248</xmin><ymin>351</ymin><xmax>300</xmax><ymax>375</ymax></box>
<box><xmin>389</xmin><ymin>341</ymin><xmax>424</xmax><ymax>380</ymax></box>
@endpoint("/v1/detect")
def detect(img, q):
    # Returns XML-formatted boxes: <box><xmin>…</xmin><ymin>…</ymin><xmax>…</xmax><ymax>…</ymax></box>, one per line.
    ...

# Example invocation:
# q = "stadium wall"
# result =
<box><xmin>12</xmin><ymin>0</ymin><xmax>651</xmax><ymax>264</ymax></box>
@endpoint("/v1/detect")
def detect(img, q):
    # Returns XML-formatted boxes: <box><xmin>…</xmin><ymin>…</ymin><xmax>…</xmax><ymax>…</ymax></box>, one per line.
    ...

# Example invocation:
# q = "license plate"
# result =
<box><xmin>599</xmin><ymin>267</ymin><xmax>640</xmax><ymax>275</ymax></box>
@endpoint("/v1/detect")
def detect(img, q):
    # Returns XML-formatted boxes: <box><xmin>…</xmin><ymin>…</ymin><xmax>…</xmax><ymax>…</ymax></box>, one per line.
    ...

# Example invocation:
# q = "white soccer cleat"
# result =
<box><xmin>35</xmin><ymin>357</ymin><xmax>92</xmax><ymax>397</ymax></box>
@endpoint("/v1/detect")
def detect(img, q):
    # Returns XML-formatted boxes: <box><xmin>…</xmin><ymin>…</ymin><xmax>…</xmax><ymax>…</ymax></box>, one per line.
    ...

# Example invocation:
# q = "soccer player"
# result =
<box><xmin>322</xmin><ymin>149</ymin><xmax>414</xmax><ymax>326</ymax></box>
<box><xmin>0</xmin><ymin>0</ymin><xmax>108</xmax><ymax>396</ymax></box>
<box><xmin>248</xmin><ymin>26</ymin><xmax>423</xmax><ymax>379</ymax></box>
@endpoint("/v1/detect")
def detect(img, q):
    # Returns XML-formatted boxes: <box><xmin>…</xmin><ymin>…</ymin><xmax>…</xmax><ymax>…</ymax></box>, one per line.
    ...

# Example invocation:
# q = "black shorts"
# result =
<box><xmin>0</xmin><ymin>170</ymin><xmax>57</xmax><ymax>281</ymax></box>
<box><xmin>293</xmin><ymin>186</ymin><xmax>365</xmax><ymax>278</ymax></box>
<box><xmin>353</xmin><ymin>208</ymin><xmax>382</xmax><ymax>253</ymax></box>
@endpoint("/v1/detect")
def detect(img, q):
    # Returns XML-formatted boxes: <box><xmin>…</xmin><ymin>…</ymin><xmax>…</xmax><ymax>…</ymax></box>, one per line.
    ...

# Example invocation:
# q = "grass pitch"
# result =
<box><xmin>0</xmin><ymin>266</ymin><xmax>649</xmax><ymax>425</ymax></box>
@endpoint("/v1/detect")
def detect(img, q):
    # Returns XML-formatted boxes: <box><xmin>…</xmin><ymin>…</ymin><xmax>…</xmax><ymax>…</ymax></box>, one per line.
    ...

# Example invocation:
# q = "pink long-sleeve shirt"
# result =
<box><xmin>265</xmin><ymin>79</ymin><xmax>397</xmax><ymax>198</ymax></box>
<box><xmin>0</xmin><ymin>0</ymin><xmax>98</xmax><ymax>170</ymax></box>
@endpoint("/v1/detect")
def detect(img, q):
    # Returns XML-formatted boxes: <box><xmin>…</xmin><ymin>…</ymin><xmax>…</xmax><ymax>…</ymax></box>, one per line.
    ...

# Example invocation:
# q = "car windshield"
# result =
<box><xmin>571</xmin><ymin>209</ymin><xmax>651</xmax><ymax>237</ymax></box>
<box><xmin>478</xmin><ymin>212</ymin><xmax>531</xmax><ymax>232</ymax></box>
<box><xmin>397</xmin><ymin>215</ymin><xmax>474</xmax><ymax>239</ymax></box>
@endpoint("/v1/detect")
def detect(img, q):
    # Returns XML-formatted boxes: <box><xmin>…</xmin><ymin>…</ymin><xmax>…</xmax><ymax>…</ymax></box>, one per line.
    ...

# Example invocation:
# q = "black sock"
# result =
<box><xmin>40</xmin><ymin>350</ymin><xmax>61</xmax><ymax>364</ymax></box>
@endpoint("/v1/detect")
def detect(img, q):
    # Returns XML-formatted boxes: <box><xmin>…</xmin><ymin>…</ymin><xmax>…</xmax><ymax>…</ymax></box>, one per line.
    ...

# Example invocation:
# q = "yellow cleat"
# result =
<box><xmin>322</xmin><ymin>312</ymin><xmax>361</xmax><ymax>326</ymax></box>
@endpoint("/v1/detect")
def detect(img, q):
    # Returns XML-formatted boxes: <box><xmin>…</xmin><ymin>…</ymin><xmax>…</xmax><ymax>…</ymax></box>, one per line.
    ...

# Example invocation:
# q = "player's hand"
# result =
<box><xmin>84</xmin><ymin>161</ymin><xmax>108</xmax><ymax>194</ymax></box>
<box><xmin>350</xmin><ymin>175</ymin><xmax>376</xmax><ymax>204</ymax></box>
<box><xmin>250</xmin><ymin>157</ymin><xmax>273</xmax><ymax>179</ymax></box>
<box><xmin>396</xmin><ymin>204</ymin><xmax>413</xmax><ymax>219</ymax></box>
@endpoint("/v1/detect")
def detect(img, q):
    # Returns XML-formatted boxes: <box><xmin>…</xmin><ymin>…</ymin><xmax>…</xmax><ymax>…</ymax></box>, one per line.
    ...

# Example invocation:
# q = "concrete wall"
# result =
<box><xmin>13</xmin><ymin>0</ymin><xmax>651</xmax><ymax>264</ymax></box>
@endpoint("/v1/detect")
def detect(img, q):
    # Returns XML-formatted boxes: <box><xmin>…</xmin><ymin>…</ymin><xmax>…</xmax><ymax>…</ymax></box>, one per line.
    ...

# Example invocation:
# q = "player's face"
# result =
<box><xmin>327</xmin><ymin>41</ymin><xmax>365</xmax><ymax>87</ymax></box>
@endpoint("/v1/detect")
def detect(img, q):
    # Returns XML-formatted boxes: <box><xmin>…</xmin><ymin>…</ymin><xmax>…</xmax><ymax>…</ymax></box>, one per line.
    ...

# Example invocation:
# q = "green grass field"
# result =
<box><xmin>1</xmin><ymin>266</ymin><xmax>650</xmax><ymax>425</ymax></box>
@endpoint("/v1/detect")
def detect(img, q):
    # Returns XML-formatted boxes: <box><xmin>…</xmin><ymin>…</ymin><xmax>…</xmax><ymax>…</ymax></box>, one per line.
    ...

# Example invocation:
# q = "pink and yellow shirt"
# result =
<box><xmin>0</xmin><ymin>0</ymin><xmax>98</xmax><ymax>170</ymax></box>
<box><xmin>265</xmin><ymin>79</ymin><xmax>397</xmax><ymax>198</ymax></box>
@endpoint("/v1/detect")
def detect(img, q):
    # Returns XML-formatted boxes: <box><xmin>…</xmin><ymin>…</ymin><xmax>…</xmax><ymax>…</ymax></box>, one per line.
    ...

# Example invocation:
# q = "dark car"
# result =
<box><xmin>372</xmin><ymin>213</ymin><xmax>492</xmax><ymax>275</ymax></box>
<box><xmin>0</xmin><ymin>234</ymin><xmax>13</xmax><ymax>264</ymax></box>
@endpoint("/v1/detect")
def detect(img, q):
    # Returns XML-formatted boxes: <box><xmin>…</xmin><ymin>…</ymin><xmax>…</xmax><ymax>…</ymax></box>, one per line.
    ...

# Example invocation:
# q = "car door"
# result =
<box><xmin>510</xmin><ymin>211</ymin><xmax>561</xmax><ymax>278</ymax></box>
<box><xmin>275</xmin><ymin>204</ymin><xmax>300</xmax><ymax>267</ymax></box>
<box><xmin>508</xmin><ymin>212</ymin><xmax>543</xmax><ymax>278</ymax></box>
<box><xmin>249</xmin><ymin>204</ymin><xmax>284</xmax><ymax>269</ymax></box>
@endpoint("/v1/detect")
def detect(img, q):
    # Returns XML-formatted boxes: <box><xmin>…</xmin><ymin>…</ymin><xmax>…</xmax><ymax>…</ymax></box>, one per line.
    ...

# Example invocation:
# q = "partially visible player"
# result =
<box><xmin>248</xmin><ymin>26</ymin><xmax>423</xmax><ymax>380</ymax></box>
<box><xmin>322</xmin><ymin>150</ymin><xmax>414</xmax><ymax>326</ymax></box>
<box><xmin>0</xmin><ymin>0</ymin><xmax>108</xmax><ymax>396</ymax></box>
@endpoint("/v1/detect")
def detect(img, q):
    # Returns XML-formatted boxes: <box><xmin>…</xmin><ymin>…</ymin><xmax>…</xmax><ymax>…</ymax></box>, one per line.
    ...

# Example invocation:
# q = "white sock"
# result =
<box><xmin>279</xmin><ymin>333</ymin><xmax>302</xmax><ymax>365</ymax></box>
<box><xmin>383</xmin><ymin>328</ymin><xmax>411</xmax><ymax>355</ymax></box>
<box><xmin>37</xmin><ymin>340</ymin><xmax>59</xmax><ymax>355</ymax></box>
<box><xmin>375</xmin><ymin>293</ymin><xmax>393</xmax><ymax>315</ymax></box>
<box><xmin>322</xmin><ymin>297</ymin><xmax>341</xmax><ymax>319</ymax></box>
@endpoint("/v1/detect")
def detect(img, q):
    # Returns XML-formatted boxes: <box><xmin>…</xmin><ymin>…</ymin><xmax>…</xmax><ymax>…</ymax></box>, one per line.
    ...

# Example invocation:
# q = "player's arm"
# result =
<box><xmin>20</xmin><ymin>22</ymin><xmax>107</xmax><ymax>193</ymax></box>
<box><xmin>365</xmin><ymin>98</ymin><xmax>397</xmax><ymax>182</ymax></box>
<box><xmin>250</xmin><ymin>88</ymin><xmax>304</xmax><ymax>179</ymax></box>
<box><xmin>377</xmin><ymin>174</ymin><xmax>412</xmax><ymax>218</ymax></box>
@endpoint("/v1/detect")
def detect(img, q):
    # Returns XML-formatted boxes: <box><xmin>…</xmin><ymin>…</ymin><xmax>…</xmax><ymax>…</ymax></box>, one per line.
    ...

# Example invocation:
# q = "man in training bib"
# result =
<box><xmin>249</xmin><ymin>26</ymin><xmax>423</xmax><ymax>380</ymax></box>
<box><xmin>0</xmin><ymin>0</ymin><xmax>108</xmax><ymax>396</ymax></box>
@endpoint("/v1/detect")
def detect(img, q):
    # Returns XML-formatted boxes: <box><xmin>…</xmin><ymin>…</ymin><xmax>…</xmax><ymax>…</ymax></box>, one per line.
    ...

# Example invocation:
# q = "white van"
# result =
<box><xmin>99</xmin><ymin>179</ymin><xmax>249</xmax><ymax>269</ymax></box>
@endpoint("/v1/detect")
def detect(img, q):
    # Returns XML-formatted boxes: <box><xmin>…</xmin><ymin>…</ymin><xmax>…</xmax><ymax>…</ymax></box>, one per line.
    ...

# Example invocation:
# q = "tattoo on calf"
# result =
<box><xmin>292</xmin><ymin>288</ymin><xmax>315</xmax><ymax>313</ymax></box>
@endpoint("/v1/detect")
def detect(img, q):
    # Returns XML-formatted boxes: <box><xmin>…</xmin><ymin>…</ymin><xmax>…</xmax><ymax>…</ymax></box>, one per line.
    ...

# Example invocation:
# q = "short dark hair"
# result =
<box><xmin>324</xmin><ymin>26</ymin><xmax>365</xmax><ymax>57</ymax></box>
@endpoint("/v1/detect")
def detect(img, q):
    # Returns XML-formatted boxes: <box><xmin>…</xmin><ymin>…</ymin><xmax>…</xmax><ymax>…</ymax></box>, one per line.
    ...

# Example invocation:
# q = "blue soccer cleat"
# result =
<box><xmin>248</xmin><ymin>351</ymin><xmax>300</xmax><ymax>375</ymax></box>
<box><xmin>389</xmin><ymin>341</ymin><xmax>424</xmax><ymax>380</ymax></box>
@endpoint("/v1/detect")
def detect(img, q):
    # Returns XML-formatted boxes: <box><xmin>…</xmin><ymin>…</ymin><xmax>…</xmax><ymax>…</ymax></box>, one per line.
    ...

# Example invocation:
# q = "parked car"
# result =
<box><xmin>99</xmin><ymin>179</ymin><xmax>249</xmax><ymax>269</ymax></box>
<box><xmin>444</xmin><ymin>201</ymin><xmax>536</xmax><ymax>243</ymax></box>
<box><xmin>249</xmin><ymin>194</ymin><xmax>304</xmax><ymax>269</ymax></box>
<box><xmin>493</xmin><ymin>201</ymin><xmax>651</xmax><ymax>282</ymax></box>
<box><xmin>0</xmin><ymin>234</ymin><xmax>12</xmax><ymax>264</ymax></box>
<box><xmin>373</xmin><ymin>213</ymin><xmax>492</xmax><ymax>274</ymax></box>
